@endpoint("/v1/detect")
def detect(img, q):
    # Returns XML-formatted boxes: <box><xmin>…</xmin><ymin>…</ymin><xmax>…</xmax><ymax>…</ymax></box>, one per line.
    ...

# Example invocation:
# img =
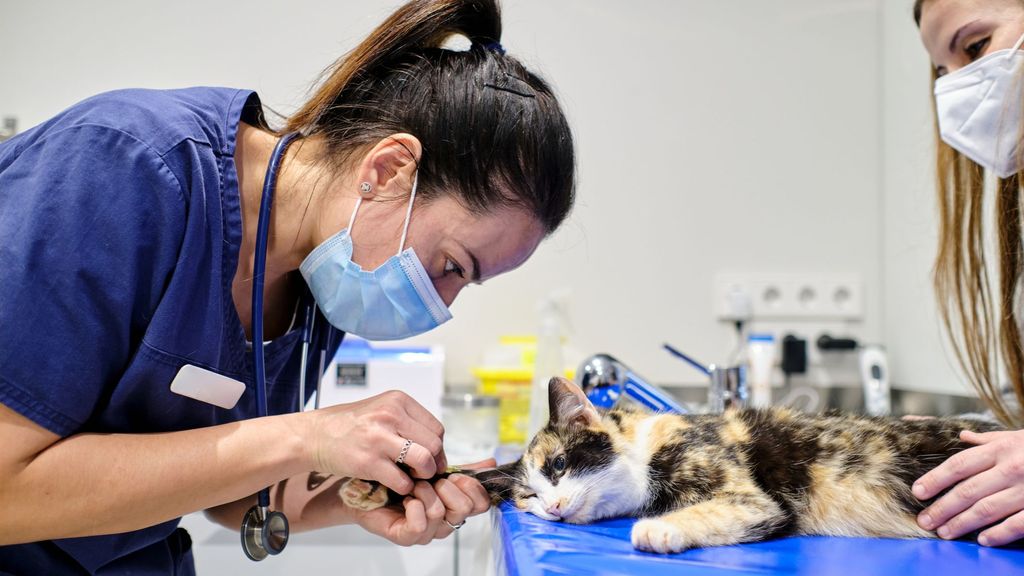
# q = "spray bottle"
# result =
<box><xmin>527</xmin><ymin>290</ymin><xmax>570</xmax><ymax>438</ymax></box>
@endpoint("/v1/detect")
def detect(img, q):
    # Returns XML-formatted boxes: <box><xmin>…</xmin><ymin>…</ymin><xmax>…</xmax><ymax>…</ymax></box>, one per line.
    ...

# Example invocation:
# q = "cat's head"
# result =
<box><xmin>472</xmin><ymin>377</ymin><xmax>644</xmax><ymax>523</ymax></box>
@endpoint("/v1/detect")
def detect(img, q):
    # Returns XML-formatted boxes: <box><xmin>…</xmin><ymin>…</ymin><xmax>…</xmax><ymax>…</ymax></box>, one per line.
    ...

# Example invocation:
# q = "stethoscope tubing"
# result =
<box><xmin>250</xmin><ymin>131</ymin><xmax>300</xmax><ymax>508</ymax></box>
<box><xmin>243</xmin><ymin>132</ymin><xmax>340</xmax><ymax>561</ymax></box>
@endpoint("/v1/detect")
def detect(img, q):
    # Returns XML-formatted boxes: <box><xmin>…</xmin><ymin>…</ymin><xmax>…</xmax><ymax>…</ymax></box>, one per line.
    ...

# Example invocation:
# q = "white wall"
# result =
<box><xmin>3</xmin><ymin>1</ymin><xmax>894</xmax><ymax>388</ymax></box>
<box><xmin>880</xmin><ymin>0</ymin><xmax>974</xmax><ymax>396</ymax></box>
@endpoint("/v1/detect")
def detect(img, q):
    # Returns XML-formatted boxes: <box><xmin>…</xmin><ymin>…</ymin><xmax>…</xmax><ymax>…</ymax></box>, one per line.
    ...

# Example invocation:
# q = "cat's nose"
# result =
<box><xmin>545</xmin><ymin>500</ymin><xmax>563</xmax><ymax>518</ymax></box>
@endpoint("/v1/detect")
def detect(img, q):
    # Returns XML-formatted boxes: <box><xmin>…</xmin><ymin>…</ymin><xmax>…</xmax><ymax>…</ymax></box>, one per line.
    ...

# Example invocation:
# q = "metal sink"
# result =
<box><xmin>664</xmin><ymin>385</ymin><xmax>989</xmax><ymax>418</ymax></box>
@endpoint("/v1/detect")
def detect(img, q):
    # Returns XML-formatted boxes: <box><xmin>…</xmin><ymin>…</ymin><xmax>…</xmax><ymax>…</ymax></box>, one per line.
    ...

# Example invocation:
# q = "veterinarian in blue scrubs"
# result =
<box><xmin>912</xmin><ymin>0</ymin><xmax>1024</xmax><ymax>548</ymax></box>
<box><xmin>0</xmin><ymin>0</ymin><xmax>575</xmax><ymax>573</ymax></box>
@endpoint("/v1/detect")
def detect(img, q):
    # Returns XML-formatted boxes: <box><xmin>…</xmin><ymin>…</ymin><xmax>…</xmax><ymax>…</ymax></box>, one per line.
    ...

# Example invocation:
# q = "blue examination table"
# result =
<box><xmin>492</xmin><ymin>501</ymin><xmax>1024</xmax><ymax>575</ymax></box>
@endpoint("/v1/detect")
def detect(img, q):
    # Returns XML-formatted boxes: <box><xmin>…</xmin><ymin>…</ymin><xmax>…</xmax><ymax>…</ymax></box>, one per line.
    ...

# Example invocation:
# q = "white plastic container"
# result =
<box><xmin>442</xmin><ymin>391</ymin><xmax>500</xmax><ymax>464</ymax></box>
<box><xmin>527</xmin><ymin>292</ymin><xmax>569</xmax><ymax>438</ymax></box>
<box><xmin>747</xmin><ymin>333</ymin><xmax>776</xmax><ymax>408</ymax></box>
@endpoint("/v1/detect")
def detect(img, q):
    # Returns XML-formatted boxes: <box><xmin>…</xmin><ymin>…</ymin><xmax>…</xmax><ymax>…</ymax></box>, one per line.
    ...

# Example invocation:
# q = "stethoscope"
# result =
<box><xmin>240</xmin><ymin>131</ymin><xmax>335</xmax><ymax>561</ymax></box>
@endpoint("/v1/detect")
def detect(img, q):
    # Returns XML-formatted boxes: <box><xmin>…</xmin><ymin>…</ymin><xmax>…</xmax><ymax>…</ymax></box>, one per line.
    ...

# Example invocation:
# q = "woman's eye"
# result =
<box><xmin>443</xmin><ymin>258</ymin><xmax>465</xmax><ymax>279</ymax></box>
<box><xmin>552</xmin><ymin>454</ymin><xmax>567</xmax><ymax>473</ymax></box>
<box><xmin>965</xmin><ymin>38</ymin><xmax>990</xmax><ymax>60</ymax></box>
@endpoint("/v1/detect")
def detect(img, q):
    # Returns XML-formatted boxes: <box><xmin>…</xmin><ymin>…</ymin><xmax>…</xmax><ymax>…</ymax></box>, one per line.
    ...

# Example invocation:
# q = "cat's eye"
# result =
<box><xmin>551</xmin><ymin>454</ymin><xmax>567</xmax><ymax>473</ymax></box>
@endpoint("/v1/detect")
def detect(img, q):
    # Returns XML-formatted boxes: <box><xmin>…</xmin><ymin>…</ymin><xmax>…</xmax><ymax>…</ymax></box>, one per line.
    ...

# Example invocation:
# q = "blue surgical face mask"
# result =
<box><xmin>299</xmin><ymin>172</ymin><xmax>453</xmax><ymax>340</ymax></box>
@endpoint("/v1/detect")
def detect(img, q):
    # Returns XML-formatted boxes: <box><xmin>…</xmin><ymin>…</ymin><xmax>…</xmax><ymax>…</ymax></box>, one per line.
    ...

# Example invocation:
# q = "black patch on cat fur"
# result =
<box><xmin>643</xmin><ymin>425</ymin><xmax>727</xmax><ymax>516</ymax></box>
<box><xmin>736</xmin><ymin>409</ymin><xmax>821</xmax><ymax>534</ymax></box>
<box><xmin>607</xmin><ymin>411</ymin><xmax>624</xmax><ymax>432</ymax></box>
<box><xmin>560</xmin><ymin>428</ymin><xmax>615</xmax><ymax>480</ymax></box>
<box><xmin>837</xmin><ymin>450</ymin><xmax>868</xmax><ymax>478</ymax></box>
<box><xmin>887</xmin><ymin>418</ymin><xmax>1000</xmax><ymax>514</ymax></box>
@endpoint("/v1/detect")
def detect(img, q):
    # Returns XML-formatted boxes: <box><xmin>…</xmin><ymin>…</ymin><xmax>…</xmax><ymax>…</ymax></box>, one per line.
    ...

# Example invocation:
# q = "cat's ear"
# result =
<box><xmin>548</xmin><ymin>377</ymin><xmax>601</xmax><ymax>428</ymax></box>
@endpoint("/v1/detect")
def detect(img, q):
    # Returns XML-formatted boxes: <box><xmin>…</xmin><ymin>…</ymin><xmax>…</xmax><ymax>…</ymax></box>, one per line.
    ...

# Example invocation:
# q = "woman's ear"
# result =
<box><xmin>358</xmin><ymin>133</ymin><xmax>422</xmax><ymax>199</ymax></box>
<box><xmin>547</xmin><ymin>377</ymin><xmax>601</xmax><ymax>428</ymax></box>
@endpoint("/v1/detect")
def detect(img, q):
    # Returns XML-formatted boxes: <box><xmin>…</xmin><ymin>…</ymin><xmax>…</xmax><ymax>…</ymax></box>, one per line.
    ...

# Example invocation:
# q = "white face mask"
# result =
<box><xmin>934</xmin><ymin>32</ymin><xmax>1024</xmax><ymax>179</ymax></box>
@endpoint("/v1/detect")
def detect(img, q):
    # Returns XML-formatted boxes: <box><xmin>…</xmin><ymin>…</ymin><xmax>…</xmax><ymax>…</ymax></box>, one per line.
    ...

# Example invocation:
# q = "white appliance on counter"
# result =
<box><xmin>314</xmin><ymin>337</ymin><xmax>445</xmax><ymax>418</ymax></box>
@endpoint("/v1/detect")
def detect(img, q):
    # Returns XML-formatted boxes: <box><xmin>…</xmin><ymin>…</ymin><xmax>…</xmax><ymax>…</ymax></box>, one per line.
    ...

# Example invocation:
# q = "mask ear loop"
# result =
<box><xmin>347</xmin><ymin>197</ymin><xmax>362</xmax><ymax>235</ymax></box>
<box><xmin>397</xmin><ymin>171</ymin><xmax>419</xmax><ymax>255</ymax></box>
<box><xmin>1007</xmin><ymin>32</ymin><xmax>1024</xmax><ymax>61</ymax></box>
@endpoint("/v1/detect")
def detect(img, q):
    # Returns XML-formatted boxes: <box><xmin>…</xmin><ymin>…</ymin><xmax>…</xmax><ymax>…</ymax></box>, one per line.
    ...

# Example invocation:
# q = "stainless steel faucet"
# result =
<box><xmin>576</xmin><ymin>354</ymin><xmax>687</xmax><ymax>413</ymax></box>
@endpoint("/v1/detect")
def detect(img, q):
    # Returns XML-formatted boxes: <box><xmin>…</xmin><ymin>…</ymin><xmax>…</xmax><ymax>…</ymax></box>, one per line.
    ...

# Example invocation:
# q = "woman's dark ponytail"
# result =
<box><xmin>288</xmin><ymin>0</ymin><xmax>501</xmax><ymax>133</ymax></box>
<box><xmin>287</xmin><ymin>0</ymin><xmax>575</xmax><ymax>234</ymax></box>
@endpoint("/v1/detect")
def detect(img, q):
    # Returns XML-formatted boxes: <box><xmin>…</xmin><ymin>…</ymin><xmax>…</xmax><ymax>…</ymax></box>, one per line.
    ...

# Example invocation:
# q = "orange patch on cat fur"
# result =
<box><xmin>720</xmin><ymin>413</ymin><xmax>751</xmax><ymax>444</ymax></box>
<box><xmin>801</xmin><ymin>463</ymin><xmax>930</xmax><ymax>538</ymax></box>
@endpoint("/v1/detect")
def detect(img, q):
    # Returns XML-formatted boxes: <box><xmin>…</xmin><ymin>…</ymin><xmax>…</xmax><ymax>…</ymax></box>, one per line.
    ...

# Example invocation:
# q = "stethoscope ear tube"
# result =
<box><xmin>241</xmin><ymin>131</ymin><xmax>302</xmax><ymax>561</ymax></box>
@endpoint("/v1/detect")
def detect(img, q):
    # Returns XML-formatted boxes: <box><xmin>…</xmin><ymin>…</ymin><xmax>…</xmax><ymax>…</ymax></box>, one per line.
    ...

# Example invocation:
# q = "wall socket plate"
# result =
<box><xmin>714</xmin><ymin>273</ymin><xmax>864</xmax><ymax>321</ymax></box>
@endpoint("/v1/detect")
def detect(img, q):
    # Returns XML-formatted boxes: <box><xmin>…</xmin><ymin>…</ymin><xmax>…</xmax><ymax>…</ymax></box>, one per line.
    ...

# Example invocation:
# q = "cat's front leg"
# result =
<box><xmin>631</xmin><ymin>493</ymin><xmax>786</xmax><ymax>554</ymax></box>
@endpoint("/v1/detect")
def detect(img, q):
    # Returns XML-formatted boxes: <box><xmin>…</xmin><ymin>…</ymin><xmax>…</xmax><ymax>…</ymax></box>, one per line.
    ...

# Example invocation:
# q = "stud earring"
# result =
<box><xmin>359</xmin><ymin>182</ymin><xmax>372</xmax><ymax>196</ymax></box>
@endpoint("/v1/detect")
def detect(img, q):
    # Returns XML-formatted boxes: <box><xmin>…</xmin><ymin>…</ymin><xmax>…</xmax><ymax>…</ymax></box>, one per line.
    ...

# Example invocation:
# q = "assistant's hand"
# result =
<box><xmin>913</xmin><ymin>429</ymin><xmax>1024</xmax><ymax>546</ymax></box>
<box><xmin>307</xmin><ymin>391</ymin><xmax>446</xmax><ymax>496</ymax></box>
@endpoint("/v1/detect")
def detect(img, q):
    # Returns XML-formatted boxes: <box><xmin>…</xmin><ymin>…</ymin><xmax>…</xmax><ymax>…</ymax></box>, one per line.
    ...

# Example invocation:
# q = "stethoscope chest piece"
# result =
<box><xmin>241</xmin><ymin>504</ymin><xmax>290</xmax><ymax>561</ymax></box>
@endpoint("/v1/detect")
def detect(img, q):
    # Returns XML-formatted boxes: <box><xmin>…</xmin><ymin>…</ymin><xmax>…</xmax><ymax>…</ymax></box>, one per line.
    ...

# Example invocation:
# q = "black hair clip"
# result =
<box><xmin>477</xmin><ymin>40</ymin><xmax>506</xmax><ymax>55</ymax></box>
<box><xmin>482</xmin><ymin>72</ymin><xmax>535</xmax><ymax>99</ymax></box>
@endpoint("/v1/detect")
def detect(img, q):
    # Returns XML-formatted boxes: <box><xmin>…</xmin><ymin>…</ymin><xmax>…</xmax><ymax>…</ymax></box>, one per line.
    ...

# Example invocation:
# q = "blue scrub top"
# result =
<box><xmin>0</xmin><ymin>87</ymin><xmax>343</xmax><ymax>574</ymax></box>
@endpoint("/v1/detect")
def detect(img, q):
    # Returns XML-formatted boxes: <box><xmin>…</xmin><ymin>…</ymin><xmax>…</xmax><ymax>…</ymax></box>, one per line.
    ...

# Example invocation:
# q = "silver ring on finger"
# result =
<box><xmin>396</xmin><ymin>438</ymin><xmax>413</xmax><ymax>465</ymax></box>
<box><xmin>444</xmin><ymin>518</ymin><xmax>466</xmax><ymax>530</ymax></box>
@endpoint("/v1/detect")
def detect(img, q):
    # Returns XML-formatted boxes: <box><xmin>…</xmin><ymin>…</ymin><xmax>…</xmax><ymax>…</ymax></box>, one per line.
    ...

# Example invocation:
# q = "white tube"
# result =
<box><xmin>747</xmin><ymin>334</ymin><xmax>776</xmax><ymax>408</ymax></box>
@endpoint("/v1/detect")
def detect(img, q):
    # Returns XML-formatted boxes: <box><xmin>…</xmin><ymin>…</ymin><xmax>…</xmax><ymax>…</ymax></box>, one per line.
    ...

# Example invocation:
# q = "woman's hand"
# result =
<box><xmin>913</xmin><ymin>429</ymin><xmax>1024</xmax><ymax>546</ymax></box>
<box><xmin>348</xmin><ymin>459</ymin><xmax>494</xmax><ymax>546</ymax></box>
<box><xmin>307</xmin><ymin>391</ymin><xmax>446</xmax><ymax>496</ymax></box>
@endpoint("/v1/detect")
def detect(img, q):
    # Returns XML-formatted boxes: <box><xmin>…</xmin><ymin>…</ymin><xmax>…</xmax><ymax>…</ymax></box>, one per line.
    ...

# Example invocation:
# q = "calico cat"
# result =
<box><xmin>341</xmin><ymin>377</ymin><xmax>1002</xmax><ymax>554</ymax></box>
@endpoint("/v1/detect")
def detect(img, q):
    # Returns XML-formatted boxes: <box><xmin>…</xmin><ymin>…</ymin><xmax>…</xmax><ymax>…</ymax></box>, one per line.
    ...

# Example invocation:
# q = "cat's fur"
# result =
<box><xmin>342</xmin><ymin>377</ymin><xmax>1003</xmax><ymax>553</ymax></box>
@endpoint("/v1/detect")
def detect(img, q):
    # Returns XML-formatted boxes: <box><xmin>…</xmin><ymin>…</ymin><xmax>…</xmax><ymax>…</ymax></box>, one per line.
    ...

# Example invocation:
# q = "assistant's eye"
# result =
<box><xmin>443</xmin><ymin>257</ymin><xmax>465</xmax><ymax>279</ymax></box>
<box><xmin>551</xmin><ymin>454</ymin><xmax>567</xmax><ymax>473</ymax></box>
<box><xmin>965</xmin><ymin>37</ymin><xmax>990</xmax><ymax>61</ymax></box>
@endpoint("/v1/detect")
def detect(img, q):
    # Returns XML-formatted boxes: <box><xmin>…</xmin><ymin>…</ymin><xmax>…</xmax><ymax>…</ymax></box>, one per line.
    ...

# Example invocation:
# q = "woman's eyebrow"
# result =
<box><xmin>950</xmin><ymin>19</ymin><xmax>980</xmax><ymax>54</ymax></box>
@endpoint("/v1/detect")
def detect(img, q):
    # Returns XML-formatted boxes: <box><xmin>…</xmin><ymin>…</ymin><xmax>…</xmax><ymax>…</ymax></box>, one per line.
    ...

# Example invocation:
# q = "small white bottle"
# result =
<box><xmin>747</xmin><ymin>333</ymin><xmax>776</xmax><ymax>409</ymax></box>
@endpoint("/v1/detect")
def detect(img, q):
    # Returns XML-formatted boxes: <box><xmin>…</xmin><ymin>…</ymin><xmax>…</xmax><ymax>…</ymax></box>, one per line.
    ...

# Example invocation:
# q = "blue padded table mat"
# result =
<box><xmin>492</xmin><ymin>502</ymin><xmax>1024</xmax><ymax>576</ymax></box>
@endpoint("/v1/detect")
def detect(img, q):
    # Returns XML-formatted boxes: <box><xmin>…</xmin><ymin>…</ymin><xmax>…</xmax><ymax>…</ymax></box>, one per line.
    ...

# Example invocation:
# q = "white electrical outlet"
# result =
<box><xmin>714</xmin><ymin>273</ymin><xmax>863</xmax><ymax>321</ymax></box>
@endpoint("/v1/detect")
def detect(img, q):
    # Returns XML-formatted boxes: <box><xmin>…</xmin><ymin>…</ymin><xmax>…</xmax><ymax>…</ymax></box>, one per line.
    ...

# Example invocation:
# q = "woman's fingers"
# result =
<box><xmin>914</xmin><ymin>443</ymin><xmax>996</xmax><ymax>501</ymax></box>
<box><xmin>435</xmin><ymin>478</ymin><xmax>474</xmax><ymax>523</ymax></box>
<box><xmin>456</xmin><ymin>458</ymin><xmax>498</xmax><ymax>470</ymax></box>
<box><xmin>391</xmin><ymin>436</ymin><xmax>437</xmax><ymax>480</ymax></box>
<box><xmin>933</xmin><ymin>481</ymin><xmax>1024</xmax><ymax>539</ymax></box>
<box><xmin>396</xmin><ymin>419</ymin><xmax>445</xmax><ymax>476</ymax></box>
<box><xmin>399</xmin><ymin>496</ymin><xmax>428</xmax><ymax>543</ymax></box>
<box><xmin>376</xmin><ymin>460</ymin><xmax>414</xmax><ymax>496</ymax></box>
<box><xmin>382</xmin><ymin>391</ymin><xmax>447</xmax><ymax>472</ymax></box>
<box><xmin>979</xmin><ymin>509</ymin><xmax>1024</xmax><ymax>547</ymax></box>
<box><xmin>388</xmin><ymin>390</ymin><xmax>444</xmax><ymax>438</ymax></box>
<box><xmin>447</xmin><ymin>474</ymin><xmax>492</xmax><ymax>515</ymax></box>
<box><xmin>411</xmin><ymin>481</ymin><xmax>446</xmax><ymax>545</ymax></box>
<box><xmin>961</xmin><ymin>429</ymin><xmax>1013</xmax><ymax>446</ymax></box>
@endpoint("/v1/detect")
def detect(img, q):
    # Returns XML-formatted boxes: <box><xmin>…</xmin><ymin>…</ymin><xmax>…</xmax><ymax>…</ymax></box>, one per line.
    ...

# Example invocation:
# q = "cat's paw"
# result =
<box><xmin>631</xmin><ymin>518</ymin><xmax>689</xmax><ymax>554</ymax></box>
<box><xmin>339</xmin><ymin>478</ymin><xmax>389</xmax><ymax>511</ymax></box>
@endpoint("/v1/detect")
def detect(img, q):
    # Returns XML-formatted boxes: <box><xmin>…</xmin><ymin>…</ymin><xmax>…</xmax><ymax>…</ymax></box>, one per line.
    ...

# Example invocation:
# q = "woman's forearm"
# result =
<box><xmin>206</xmin><ymin>471</ymin><xmax>354</xmax><ymax>534</ymax></box>
<box><xmin>0</xmin><ymin>412</ymin><xmax>312</xmax><ymax>545</ymax></box>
